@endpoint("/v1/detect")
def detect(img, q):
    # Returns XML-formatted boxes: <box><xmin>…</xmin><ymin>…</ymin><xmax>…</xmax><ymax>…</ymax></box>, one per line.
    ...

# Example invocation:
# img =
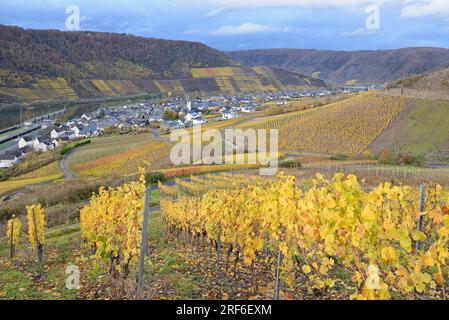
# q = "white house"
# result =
<box><xmin>33</xmin><ymin>137</ymin><xmax>54</xmax><ymax>152</ymax></box>
<box><xmin>191</xmin><ymin>118</ymin><xmax>206</xmax><ymax>125</ymax></box>
<box><xmin>81</xmin><ymin>113</ymin><xmax>92</xmax><ymax>121</ymax></box>
<box><xmin>51</xmin><ymin>129</ymin><xmax>59</xmax><ymax>139</ymax></box>
<box><xmin>34</xmin><ymin>142</ymin><xmax>53</xmax><ymax>152</ymax></box>
<box><xmin>176</xmin><ymin>119</ymin><xmax>186</xmax><ymax>128</ymax></box>
<box><xmin>70</xmin><ymin>126</ymin><xmax>80</xmax><ymax>139</ymax></box>
<box><xmin>18</xmin><ymin>137</ymin><xmax>33</xmax><ymax>149</ymax></box>
<box><xmin>0</xmin><ymin>153</ymin><xmax>18</xmax><ymax>168</ymax></box>
<box><xmin>222</xmin><ymin>112</ymin><xmax>238</xmax><ymax>120</ymax></box>
<box><xmin>51</xmin><ymin>128</ymin><xmax>68</xmax><ymax>139</ymax></box>
<box><xmin>184</xmin><ymin>112</ymin><xmax>202</xmax><ymax>123</ymax></box>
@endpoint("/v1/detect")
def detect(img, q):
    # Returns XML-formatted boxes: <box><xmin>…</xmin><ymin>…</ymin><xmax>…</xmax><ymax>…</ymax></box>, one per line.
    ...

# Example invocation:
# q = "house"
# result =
<box><xmin>0</xmin><ymin>152</ymin><xmax>19</xmax><ymax>168</ymax></box>
<box><xmin>51</xmin><ymin>128</ymin><xmax>67</xmax><ymax>139</ymax></box>
<box><xmin>52</xmin><ymin>139</ymin><xmax>60</xmax><ymax>147</ymax></box>
<box><xmin>184</xmin><ymin>112</ymin><xmax>203</xmax><ymax>123</ymax></box>
<box><xmin>81</xmin><ymin>113</ymin><xmax>92</xmax><ymax>121</ymax></box>
<box><xmin>34</xmin><ymin>142</ymin><xmax>54</xmax><ymax>152</ymax></box>
<box><xmin>175</xmin><ymin>119</ymin><xmax>186</xmax><ymax>128</ymax></box>
<box><xmin>222</xmin><ymin>112</ymin><xmax>238</xmax><ymax>120</ymax></box>
<box><xmin>96</xmin><ymin>118</ymin><xmax>120</xmax><ymax>130</ymax></box>
<box><xmin>79</xmin><ymin>124</ymin><xmax>99</xmax><ymax>138</ymax></box>
<box><xmin>163</xmin><ymin>119</ymin><xmax>186</xmax><ymax>129</ymax></box>
<box><xmin>20</xmin><ymin>146</ymin><xmax>33</xmax><ymax>155</ymax></box>
<box><xmin>18</xmin><ymin>136</ymin><xmax>33</xmax><ymax>149</ymax></box>
<box><xmin>33</xmin><ymin>137</ymin><xmax>54</xmax><ymax>152</ymax></box>
<box><xmin>57</xmin><ymin>132</ymin><xmax>70</xmax><ymax>141</ymax></box>
<box><xmin>148</xmin><ymin>110</ymin><xmax>163</xmax><ymax>121</ymax></box>
<box><xmin>191</xmin><ymin>118</ymin><xmax>206</xmax><ymax>125</ymax></box>
<box><xmin>69</xmin><ymin>125</ymin><xmax>81</xmax><ymax>139</ymax></box>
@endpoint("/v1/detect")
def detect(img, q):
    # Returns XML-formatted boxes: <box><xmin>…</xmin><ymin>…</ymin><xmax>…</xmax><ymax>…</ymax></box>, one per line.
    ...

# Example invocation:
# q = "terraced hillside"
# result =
<box><xmin>240</xmin><ymin>92</ymin><xmax>408</xmax><ymax>156</ymax></box>
<box><xmin>0</xmin><ymin>78</ymin><xmax>78</xmax><ymax>103</ymax></box>
<box><xmin>0</xmin><ymin>25</ymin><xmax>324</xmax><ymax>103</ymax></box>
<box><xmin>0</xmin><ymin>67</ymin><xmax>323</xmax><ymax>103</ymax></box>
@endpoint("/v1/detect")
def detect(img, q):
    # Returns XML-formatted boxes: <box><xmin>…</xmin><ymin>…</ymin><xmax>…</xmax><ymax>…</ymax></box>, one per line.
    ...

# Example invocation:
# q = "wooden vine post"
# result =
<box><xmin>32</xmin><ymin>208</ymin><xmax>43</xmax><ymax>266</ymax></box>
<box><xmin>415</xmin><ymin>184</ymin><xmax>426</xmax><ymax>252</ymax></box>
<box><xmin>136</xmin><ymin>186</ymin><xmax>151</xmax><ymax>300</ymax></box>
<box><xmin>274</xmin><ymin>248</ymin><xmax>283</xmax><ymax>300</ymax></box>
<box><xmin>9</xmin><ymin>220</ymin><xmax>15</xmax><ymax>259</ymax></box>
<box><xmin>216</xmin><ymin>224</ymin><xmax>222</xmax><ymax>270</ymax></box>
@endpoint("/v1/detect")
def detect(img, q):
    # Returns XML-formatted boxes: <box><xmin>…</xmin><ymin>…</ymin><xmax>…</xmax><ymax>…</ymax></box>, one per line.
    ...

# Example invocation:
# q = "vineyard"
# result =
<box><xmin>0</xmin><ymin>78</ymin><xmax>78</xmax><ymax>102</ymax></box>
<box><xmin>66</xmin><ymin>134</ymin><xmax>153</xmax><ymax>167</ymax></box>
<box><xmin>240</xmin><ymin>92</ymin><xmax>408</xmax><ymax>156</ymax></box>
<box><xmin>1</xmin><ymin>170</ymin><xmax>449</xmax><ymax>300</ymax></box>
<box><xmin>160</xmin><ymin>172</ymin><xmax>449</xmax><ymax>299</ymax></box>
<box><xmin>159</xmin><ymin>164</ymin><xmax>262</xmax><ymax>178</ymax></box>
<box><xmin>0</xmin><ymin>161</ymin><xmax>63</xmax><ymax>196</ymax></box>
<box><xmin>10</xmin><ymin>161</ymin><xmax>62</xmax><ymax>180</ymax></box>
<box><xmin>72</xmin><ymin>140</ymin><xmax>172</xmax><ymax>177</ymax></box>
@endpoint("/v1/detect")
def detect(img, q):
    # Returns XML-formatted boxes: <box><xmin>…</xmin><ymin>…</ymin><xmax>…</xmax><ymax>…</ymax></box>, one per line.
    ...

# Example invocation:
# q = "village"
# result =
<box><xmin>0</xmin><ymin>87</ymin><xmax>365</xmax><ymax>169</ymax></box>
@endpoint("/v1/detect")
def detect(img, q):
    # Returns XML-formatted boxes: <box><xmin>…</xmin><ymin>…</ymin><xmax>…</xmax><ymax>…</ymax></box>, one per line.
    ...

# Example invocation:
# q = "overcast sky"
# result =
<box><xmin>1</xmin><ymin>0</ymin><xmax>449</xmax><ymax>51</ymax></box>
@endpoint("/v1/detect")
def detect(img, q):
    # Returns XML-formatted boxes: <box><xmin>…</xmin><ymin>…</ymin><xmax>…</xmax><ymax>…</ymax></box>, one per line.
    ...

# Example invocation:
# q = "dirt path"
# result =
<box><xmin>60</xmin><ymin>152</ymin><xmax>77</xmax><ymax>180</ymax></box>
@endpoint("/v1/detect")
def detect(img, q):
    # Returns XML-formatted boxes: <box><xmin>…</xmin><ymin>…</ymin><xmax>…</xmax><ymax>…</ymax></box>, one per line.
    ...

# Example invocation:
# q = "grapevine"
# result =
<box><xmin>26</xmin><ymin>204</ymin><xmax>46</xmax><ymax>264</ymax></box>
<box><xmin>80</xmin><ymin>169</ymin><xmax>146</xmax><ymax>278</ymax></box>
<box><xmin>7</xmin><ymin>217</ymin><xmax>22</xmax><ymax>259</ymax></box>
<box><xmin>161</xmin><ymin>172</ymin><xmax>449</xmax><ymax>299</ymax></box>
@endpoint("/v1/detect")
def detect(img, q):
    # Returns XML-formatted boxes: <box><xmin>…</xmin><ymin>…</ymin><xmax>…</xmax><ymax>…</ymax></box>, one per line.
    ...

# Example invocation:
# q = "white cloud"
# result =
<box><xmin>401</xmin><ymin>0</ymin><xmax>449</xmax><ymax>19</ymax></box>
<box><xmin>212</xmin><ymin>22</ymin><xmax>280</xmax><ymax>35</ymax></box>
<box><xmin>206</xmin><ymin>6</ymin><xmax>227</xmax><ymax>16</ymax></box>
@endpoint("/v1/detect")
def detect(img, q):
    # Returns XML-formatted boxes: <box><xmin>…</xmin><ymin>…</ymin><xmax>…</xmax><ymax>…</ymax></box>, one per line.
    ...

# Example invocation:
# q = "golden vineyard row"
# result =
<box><xmin>244</xmin><ymin>92</ymin><xmax>408</xmax><ymax>156</ymax></box>
<box><xmin>160</xmin><ymin>173</ymin><xmax>449</xmax><ymax>299</ymax></box>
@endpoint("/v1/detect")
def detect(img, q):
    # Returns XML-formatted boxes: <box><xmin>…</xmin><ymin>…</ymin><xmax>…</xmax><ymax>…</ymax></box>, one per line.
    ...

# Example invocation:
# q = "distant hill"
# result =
<box><xmin>0</xmin><ymin>25</ymin><xmax>237</xmax><ymax>84</ymax></box>
<box><xmin>227</xmin><ymin>48</ymin><xmax>449</xmax><ymax>85</ymax></box>
<box><xmin>385</xmin><ymin>67</ymin><xmax>449</xmax><ymax>100</ymax></box>
<box><xmin>0</xmin><ymin>25</ymin><xmax>324</xmax><ymax>104</ymax></box>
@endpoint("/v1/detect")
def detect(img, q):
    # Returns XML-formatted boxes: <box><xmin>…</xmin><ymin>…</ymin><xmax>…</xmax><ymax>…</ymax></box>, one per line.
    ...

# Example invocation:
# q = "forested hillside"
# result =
<box><xmin>0</xmin><ymin>25</ymin><xmax>323</xmax><ymax>103</ymax></box>
<box><xmin>385</xmin><ymin>67</ymin><xmax>449</xmax><ymax>100</ymax></box>
<box><xmin>228</xmin><ymin>48</ymin><xmax>449</xmax><ymax>85</ymax></box>
<box><xmin>0</xmin><ymin>25</ymin><xmax>236</xmax><ymax>86</ymax></box>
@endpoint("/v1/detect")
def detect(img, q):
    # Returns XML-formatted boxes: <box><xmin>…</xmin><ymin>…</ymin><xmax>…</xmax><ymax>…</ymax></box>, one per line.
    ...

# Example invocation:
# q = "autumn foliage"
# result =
<box><xmin>160</xmin><ymin>173</ymin><xmax>449</xmax><ymax>299</ymax></box>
